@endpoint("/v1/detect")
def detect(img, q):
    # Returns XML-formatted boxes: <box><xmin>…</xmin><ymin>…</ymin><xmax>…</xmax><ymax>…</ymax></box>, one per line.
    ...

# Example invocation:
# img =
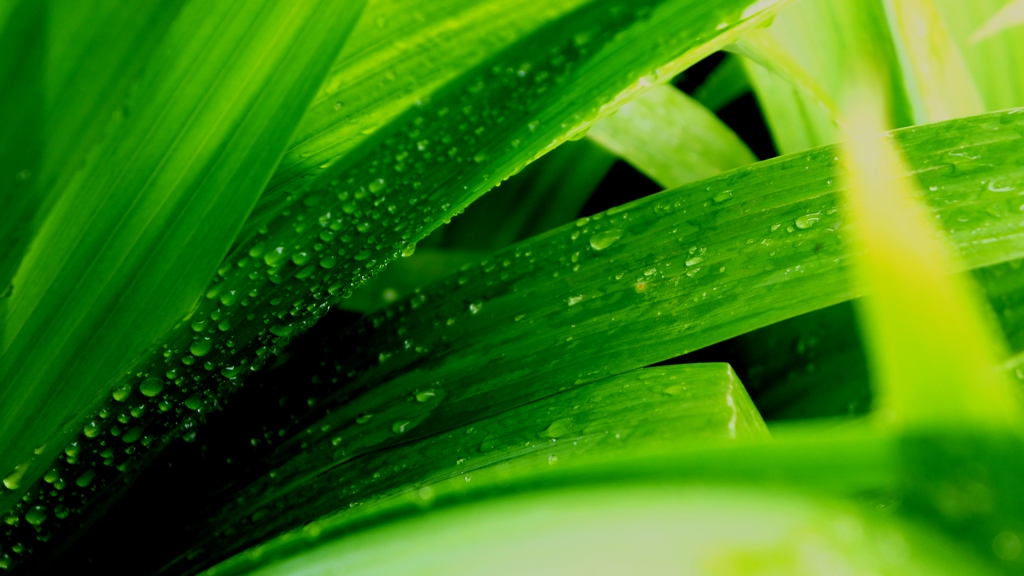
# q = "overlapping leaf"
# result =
<box><xmin>0</xmin><ymin>0</ymin><xmax>789</xmax><ymax>569</ymax></box>
<box><xmin>0</xmin><ymin>0</ymin><xmax>367</xmax><ymax>562</ymax></box>
<box><xmin>102</xmin><ymin>364</ymin><xmax>766</xmax><ymax>574</ymax></box>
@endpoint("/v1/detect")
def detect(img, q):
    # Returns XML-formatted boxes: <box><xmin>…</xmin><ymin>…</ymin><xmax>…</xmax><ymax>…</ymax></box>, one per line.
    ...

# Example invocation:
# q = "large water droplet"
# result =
<box><xmin>111</xmin><ymin>384</ymin><xmax>131</xmax><ymax>402</ymax></box>
<box><xmin>2</xmin><ymin>461</ymin><xmax>30</xmax><ymax>490</ymax></box>
<box><xmin>589</xmin><ymin>230</ymin><xmax>622</xmax><ymax>251</ymax></box>
<box><xmin>795</xmin><ymin>212</ymin><xmax>821</xmax><ymax>229</ymax></box>
<box><xmin>24</xmin><ymin>506</ymin><xmax>47</xmax><ymax>526</ymax></box>
<box><xmin>139</xmin><ymin>377</ymin><xmax>164</xmax><ymax>397</ymax></box>
<box><xmin>541</xmin><ymin>417</ymin><xmax>575</xmax><ymax>438</ymax></box>
<box><xmin>190</xmin><ymin>337</ymin><xmax>213</xmax><ymax>357</ymax></box>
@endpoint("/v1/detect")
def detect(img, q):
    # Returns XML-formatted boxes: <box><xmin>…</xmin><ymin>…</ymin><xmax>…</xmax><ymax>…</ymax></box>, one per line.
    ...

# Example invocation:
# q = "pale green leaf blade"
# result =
<box><xmin>208</xmin><ymin>485</ymin><xmax>996</xmax><ymax>576</ymax></box>
<box><xmin>0</xmin><ymin>0</ymin><xmax>365</xmax><ymax>507</ymax></box>
<box><xmin>882</xmin><ymin>0</ymin><xmax>986</xmax><ymax>124</ymax></box>
<box><xmin>933</xmin><ymin>0</ymin><xmax>1024</xmax><ymax>111</ymax></box>
<box><xmin>970</xmin><ymin>0</ymin><xmax>1024</xmax><ymax>43</ymax></box>
<box><xmin>587</xmin><ymin>84</ymin><xmax>756</xmax><ymax>188</ymax></box>
<box><xmin>842</xmin><ymin>89</ymin><xmax>1021</xmax><ymax>427</ymax></box>
<box><xmin>739</xmin><ymin>0</ymin><xmax>912</xmax><ymax>153</ymax></box>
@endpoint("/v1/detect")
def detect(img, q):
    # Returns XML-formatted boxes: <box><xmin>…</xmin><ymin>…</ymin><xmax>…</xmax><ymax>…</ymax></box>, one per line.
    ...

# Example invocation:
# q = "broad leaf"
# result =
<box><xmin>93</xmin><ymin>364</ymin><xmax>765</xmax><ymax>573</ymax></box>
<box><xmin>587</xmin><ymin>84</ymin><xmax>756</xmax><ymax>188</ymax></box>
<box><xmin>0</xmin><ymin>0</ymin><xmax>366</xmax><ymax>557</ymax></box>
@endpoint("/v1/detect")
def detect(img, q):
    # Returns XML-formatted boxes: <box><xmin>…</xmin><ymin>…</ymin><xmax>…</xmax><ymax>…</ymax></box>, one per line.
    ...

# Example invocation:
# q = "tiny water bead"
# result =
<box><xmin>139</xmin><ymin>378</ymin><xmax>164</xmax><ymax>398</ymax></box>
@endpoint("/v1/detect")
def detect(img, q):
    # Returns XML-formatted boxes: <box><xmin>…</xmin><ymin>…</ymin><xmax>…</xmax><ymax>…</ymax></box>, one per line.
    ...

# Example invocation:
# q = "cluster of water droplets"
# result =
<box><xmin>0</xmin><ymin>1</ymin><xmax>682</xmax><ymax>569</ymax></box>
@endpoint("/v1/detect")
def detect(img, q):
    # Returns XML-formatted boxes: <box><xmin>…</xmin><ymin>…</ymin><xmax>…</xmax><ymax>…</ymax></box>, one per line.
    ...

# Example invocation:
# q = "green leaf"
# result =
<box><xmin>692</xmin><ymin>53</ymin><xmax>750</xmax><ymax>112</ymax></box>
<box><xmin>340</xmin><ymin>249</ymin><xmax>485</xmax><ymax>313</ymax></box>
<box><xmin>150</xmin><ymin>364</ymin><xmax>765</xmax><ymax>573</ymax></box>
<box><xmin>841</xmin><ymin>90</ymin><xmax>1021</xmax><ymax>427</ymax></box>
<box><xmin>208</xmin><ymin>483</ymin><xmax>996</xmax><ymax>576</ymax></box>
<box><xmin>0</xmin><ymin>0</ymin><xmax>365</xmax><ymax>509</ymax></box>
<box><xmin>970</xmin><ymin>0</ymin><xmax>1024</xmax><ymax>42</ymax></box>
<box><xmin>2</xmin><ymin>1</ymin><xmax>791</xmax><ymax>565</ymax></box>
<box><xmin>881</xmin><ymin>0</ymin><xmax>986</xmax><ymax>124</ymax></box>
<box><xmin>243</xmin><ymin>0</ymin><xmax>600</xmax><ymax>234</ymax></box>
<box><xmin>437</xmin><ymin>139</ymin><xmax>616</xmax><ymax>252</ymax></box>
<box><xmin>587</xmin><ymin>84</ymin><xmax>756</xmax><ymax>188</ymax></box>
<box><xmin>286</xmin><ymin>110</ymin><xmax>1024</xmax><ymax>456</ymax></box>
<box><xmin>739</xmin><ymin>0</ymin><xmax>912</xmax><ymax>153</ymax></box>
<box><xmin>721</xmin><ymin>253</ymin><xmax>1024</xmax><ymax>423</ymax></box>
<box><xmin>0</xmin><ymin>0</ymin><xmax>43</xmax><ymax>305</ymax></box>
<box><xmin>97</xmin><ymin>107</ymin><xmax>1024</xmax><ymax>574</ymax></box>
<box><xmin>719</xmin><ymin>302</ymin><xmax>871</xmax><ymax>421</ymax></box>
<box><xmin>933</xmin><ymin>0</ymin><xmax>1024</xmax><ymax>111</ymax></box>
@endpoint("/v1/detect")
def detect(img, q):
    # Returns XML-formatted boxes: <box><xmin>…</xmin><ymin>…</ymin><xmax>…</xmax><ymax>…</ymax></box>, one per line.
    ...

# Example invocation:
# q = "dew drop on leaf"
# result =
<box><xmin>139</xmin><ymin>377</ymin><xmax>164</xmax><ymax>398</ymax></box>
<box><xmin>589</xmin><ymin>229</ymin><xmax>622</xmax><ymax>251</ymax></box>
<box><xmin>795</xmin><ymin>212</ymin><xmax>821</xmax><ymax>229</ymax></box>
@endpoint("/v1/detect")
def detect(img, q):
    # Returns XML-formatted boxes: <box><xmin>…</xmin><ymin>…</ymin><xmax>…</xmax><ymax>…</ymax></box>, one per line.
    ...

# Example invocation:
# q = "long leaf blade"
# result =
<box><xmin>0</xmin><ymin>0</ymin><xmax>366</xmax><ymax>558</ymax></box>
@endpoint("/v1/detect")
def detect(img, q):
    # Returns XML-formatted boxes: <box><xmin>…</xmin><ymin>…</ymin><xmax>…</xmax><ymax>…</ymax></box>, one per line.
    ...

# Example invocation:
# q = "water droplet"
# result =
<box><xmin>795</xmin><ymin>212</ymin><xmax>821</xmax><ymax>229</ymax></box>
<box><xmin>995</xmin><ymin>531</ymin><xmax>1022</xmax><ymax>560</ymax></box>
<box><xmin>468</xmin><ymin>301</ymin><xmax>483</xmax><ymax>314</ymax></box>
<box><xmin>415</xmin><ymin>389</ymin><xmax>437</xmax><ymax>403</ymax></box>
<box><xmin>83</xmin><ymin>421</ymin><xmax>100</xmax><ymax>438</ymax></box>
<box><xmin>220</xmin><ymin>290</ymin><xmax>238</xmax><ymax>306</ymax></box>
<box><xmin>401</xmin><ymin>243</ymin><xmax>416</xmax><ymax>257</ymax></box>
<box><xmin>356</xmin><ymin>414</ymin><xmax>373</xmax><ymax>424</ymax></box>
<box><xmin>221</xmin><ymin>365</ymin><xmax>243</xmax><ymax>379</ymax></box>
<box><xmin>24</xmin><ymin>506</ymin><xmax>47</xmax><ymax>526</ymax></box>
<box><xmin>392</xmin><ymin>421</ymin><xmax>412</xmax><ymax>434</ymax></box>
<box><xmin>589</xmin><ymin>229</ymin><xmax>622</xmax><ymax>251</ymax></box>
<box><xmin>567</xmin><ymin>295</ymin><xmax>583</xmax><ymax>306</ymax></box>
<box><xmin>75</xmin><ymin>469</ymin><xmax>96</xmax><ymax>488</ymax></box>
<box><xmin>988</xmin><ymin>179</ymin><xmax>1016</xmax><ymax>193</ymax></box>
<box><xmin>111</xmin><ymin>384</ymin><xmax>131</xmax><ymax>402</ymax></box>
<box><xmin>368</xmin><ymin>178</ymin><xmax>386</xmax><ymax>194</ymax></box>
<box><xmin>139</xmin><ymin>377</ymin><xmax>164</xmax><ymax>397</ymax></box>
<box><xmin>269</xmin><ymin>324</ymin><xmax>294</xmax><ymax>337</ymax></box>
<box><xmin>264</xmin><ymin>246</ymin><xmax>287</xmax><ymax>267</ymax></box>
<box><xmin>473</xmin><ymin>151</ymin><xmax>488</xmax><ymax>163</ymax></box>
<box><xmin>122</xmin><ymin>426</ymin><xmax>143</xmax><ymax>443</ymax></box>
<box><xmin>2</xmin><ymin>461</ymin><xmax>30</xmax><ymax>490</ymax></box>
<box><xmin>713</xmin><ymin>190</ymin><xmax>733</xmax><ymax>203</ymax></box>
<box><xmin>291</xmin><ymin>251</ymin><xmax>311</xmax><ymax>266</ymax></box>
<box><xmin>685</xmin><ymin>256</ymin><xmax>703</xmax><ymax>267</ymax></box>
<box><xmin>541</xmin><ymin>417</ymin><xmax>575</xmax><ymax>438</ymax></box>
<box><xmin>190</xmin><ymin>337</ymin><xmax>213</xmax><ymax>357</ymax></box>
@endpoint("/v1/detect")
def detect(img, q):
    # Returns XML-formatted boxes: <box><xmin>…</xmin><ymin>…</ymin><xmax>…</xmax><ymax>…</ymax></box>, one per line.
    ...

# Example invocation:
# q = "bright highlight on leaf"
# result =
<box><xmin>841</xmin><ymin>80</ymin><xmax>1023</xmax><ymax>428</ymax></box>
<box><xmin>971</xmin><ymin>0</ymin><xmax>1024</xmax><ymax>42</ymax></box>
<box><xmin>587</xmin><ymin>84</ymin><xmax>757</xmax><ymax>187</ymax></box>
